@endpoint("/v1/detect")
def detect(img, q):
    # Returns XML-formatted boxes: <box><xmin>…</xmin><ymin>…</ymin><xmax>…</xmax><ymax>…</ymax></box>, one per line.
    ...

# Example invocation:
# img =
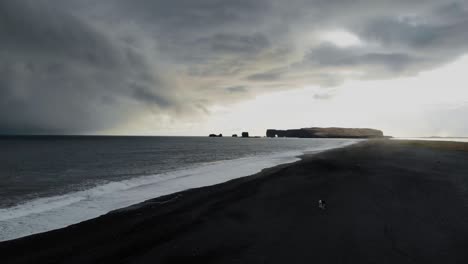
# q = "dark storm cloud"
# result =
<box><xmin>300</xmin><ymin>44</ymin><xmax>430</xmax><ymax>78</ymax></box>
<box><xmin>247</xmin><ymin>68</ymin><xmax>287</xmax><ymax>82</ymax></box>
<box><xmin>131</xmin><ymin>84</ymin><xmax>173</xmax><ymax>108</ymax></box>
<box><xmin>117</xmin><ymin>0</ymin><xmax>268</xmax><ymax>28</ymax></box>
<box><xmin>1</xmin><ymin>0</ymin><xmax>468</xmax><ymax>134</ymax></box>
<box><xmin>225</xmin><ymin>86</ymin><xmax>248</xmax><ymax>93</ymax></box>
<box><xmin>0</xmin><ymin>0</ymin><xmax>181</xmax><ymax>134</ymax></box>
<box><xmin>304</xmin><ymin>45</ymin><xmax>412</xmax><ymax>69</ymax></box>
<box><xmin>357</xmin><ymin>17</ymin><xmax>468</xmax><ymax>52</ymax></box>
<box><xmin>201</xmin><ymin>33</ymin><xmax>270</xmax><ymax>54</ymax></box>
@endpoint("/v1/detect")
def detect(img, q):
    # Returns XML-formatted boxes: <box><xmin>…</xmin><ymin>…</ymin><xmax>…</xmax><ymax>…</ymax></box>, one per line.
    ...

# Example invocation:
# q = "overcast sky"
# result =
<box><xmin>1</xmin><ymin>0</ymin><xmax>468</xmax><ymax>136</ymax></box>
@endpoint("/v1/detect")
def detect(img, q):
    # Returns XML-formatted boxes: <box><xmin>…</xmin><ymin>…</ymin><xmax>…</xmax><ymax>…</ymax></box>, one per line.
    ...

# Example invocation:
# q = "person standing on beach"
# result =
<box><xmin>318</xmin><ymin>199</ymin><xmax>326</xmax><ymax>210</ymax></box>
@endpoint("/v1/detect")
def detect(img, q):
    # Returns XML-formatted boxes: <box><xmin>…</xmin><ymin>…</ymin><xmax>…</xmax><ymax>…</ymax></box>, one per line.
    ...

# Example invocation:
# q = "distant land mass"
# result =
<box><xmin>266</xmin><ymin>127</ymin><xmax>385</xmax><ymax>138</ymax></box>
<box><xmin>426</xmin><ymin>136</ymin><xmax>468</xmax><ymax>138</ymax></box>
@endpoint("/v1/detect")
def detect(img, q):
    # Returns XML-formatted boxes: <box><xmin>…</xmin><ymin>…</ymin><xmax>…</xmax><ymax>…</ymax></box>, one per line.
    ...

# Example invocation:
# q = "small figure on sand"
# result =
<box><xmin>318</xmin><ymin>199</ymin><xmax>326</xmax><ymax>210</ymax></box>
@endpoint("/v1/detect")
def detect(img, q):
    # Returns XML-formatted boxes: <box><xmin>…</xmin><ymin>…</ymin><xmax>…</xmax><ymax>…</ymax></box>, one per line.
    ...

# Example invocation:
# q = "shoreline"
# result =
<box><xmin>0</xmin><ymin>139</ymin><xmax>359</xmax><ymax>242</ymax></box>
<box><xmin>2</xmin><ymin>139</ymin><xmax>468</xmax><ymax>263</ymax></box>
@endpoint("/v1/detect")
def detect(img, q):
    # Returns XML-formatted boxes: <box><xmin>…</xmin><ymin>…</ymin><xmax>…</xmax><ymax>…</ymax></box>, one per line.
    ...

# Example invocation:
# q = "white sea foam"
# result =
<box><xmin>0</xmin><ymin>139</ymin><xmax>359</xmax><ymax>242</ymax></box>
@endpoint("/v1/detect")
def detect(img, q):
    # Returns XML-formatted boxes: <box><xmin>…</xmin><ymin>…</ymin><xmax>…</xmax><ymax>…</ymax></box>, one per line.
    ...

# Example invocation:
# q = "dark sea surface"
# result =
<box><xmin>0</xmin><ymin>136</ymin><xmax>359</xmax><ymax>241</ymax></box>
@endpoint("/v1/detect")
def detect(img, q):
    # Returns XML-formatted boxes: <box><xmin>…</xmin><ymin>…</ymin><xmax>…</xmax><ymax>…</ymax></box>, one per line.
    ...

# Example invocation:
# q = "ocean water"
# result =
<box><xmin>0</xmin><ymin>136</ymin><xmax>359</xmax><ymax>241</ymax></box>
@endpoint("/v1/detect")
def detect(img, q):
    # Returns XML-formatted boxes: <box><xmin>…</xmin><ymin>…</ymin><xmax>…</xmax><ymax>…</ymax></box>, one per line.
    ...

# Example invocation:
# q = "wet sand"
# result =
<box><xmin>2</xmin><ymin>140</ymin><xmax>468</xmax><ymax>263</ymax></box>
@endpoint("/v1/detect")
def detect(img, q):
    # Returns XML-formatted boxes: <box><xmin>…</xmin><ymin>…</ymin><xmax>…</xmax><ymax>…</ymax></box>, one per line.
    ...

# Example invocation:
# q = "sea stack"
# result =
<box><xmin>266</xmin><ymin>127</ymin><xmax>384</xmax><ymax>138</ymax></box>
<box><xmin>242</xmin><ymin>132</ymin><xmax>249</xmax><ymax>138</ymax></box>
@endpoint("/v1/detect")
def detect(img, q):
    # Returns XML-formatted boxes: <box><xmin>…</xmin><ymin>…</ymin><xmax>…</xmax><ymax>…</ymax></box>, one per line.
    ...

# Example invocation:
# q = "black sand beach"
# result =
<box><xmin>2</xmin><ymin>140</ymin><xmax>468</xmax><ymax>263</ymax></box>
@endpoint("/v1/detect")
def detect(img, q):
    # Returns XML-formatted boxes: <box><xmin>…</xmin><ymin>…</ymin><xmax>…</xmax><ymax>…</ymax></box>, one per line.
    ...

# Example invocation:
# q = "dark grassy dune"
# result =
<box><xmin>2</xmin><ymin>140</ymin><xmax>468</xmax><ymax>264</ymax></box>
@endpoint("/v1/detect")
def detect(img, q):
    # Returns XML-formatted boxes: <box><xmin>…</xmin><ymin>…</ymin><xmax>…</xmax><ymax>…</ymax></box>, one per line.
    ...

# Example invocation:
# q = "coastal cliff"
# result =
<box><xmin>266</xmin><ymin>127</ymin><xmax>384</xmax><ymax>138</ymax></box>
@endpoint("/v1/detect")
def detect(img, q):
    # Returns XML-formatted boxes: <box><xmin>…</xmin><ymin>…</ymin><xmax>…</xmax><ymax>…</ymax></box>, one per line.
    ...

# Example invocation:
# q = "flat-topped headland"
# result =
<box><xmin>2</xmin><ymin>139</ymin><xmax>468</xmax><ymax>263</ymax></box>
<box><xmin>267</xmin><ymin>127</ymin><xmax>384</xmax><ymax>138</ymax></box>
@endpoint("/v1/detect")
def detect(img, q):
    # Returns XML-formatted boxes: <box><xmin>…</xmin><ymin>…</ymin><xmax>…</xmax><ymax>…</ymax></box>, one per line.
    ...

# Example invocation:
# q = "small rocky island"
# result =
<box><xmin>266</xmin><ymin>127</ymin><xmax>384</xmax><ymax>138</ymax></box>
<box><xmin>209</xmin><ymin>132</ymin><xmax>251</xmax><ymax>138</ymax></box>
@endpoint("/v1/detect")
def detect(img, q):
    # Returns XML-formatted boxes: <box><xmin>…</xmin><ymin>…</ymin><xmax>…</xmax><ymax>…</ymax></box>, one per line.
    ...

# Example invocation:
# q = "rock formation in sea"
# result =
<box><xmin>209</xmin><ymin>134</ymin><xmax>223</xmax><ymax>137</ymax></box>
<box><xmin>266</xmin><ymin>127</ymin><xmax>384</xmax><ymax>138</ymax></box>
<box><xmin>232</xmin><ymin>134</ymin><xmax>238</xmax><ymax>137</ymax></box>
<box><xmin>242</xmin><ymin>132</ymin><xmax>249</xmax><ymax>138</ymax></box>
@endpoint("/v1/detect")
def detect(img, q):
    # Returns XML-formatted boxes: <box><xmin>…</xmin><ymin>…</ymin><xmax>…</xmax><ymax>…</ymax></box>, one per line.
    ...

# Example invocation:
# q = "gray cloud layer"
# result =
<box><xmin>1</xmin><ymin>0</ymin><xmax>468</xmax><ymax>134</ymax></box>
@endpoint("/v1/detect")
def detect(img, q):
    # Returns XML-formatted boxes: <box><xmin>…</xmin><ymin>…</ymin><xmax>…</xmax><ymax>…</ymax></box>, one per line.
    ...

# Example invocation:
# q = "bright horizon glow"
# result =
<box><xmin>117</xmin><ymin>54</ymin><xmax>468</xmax><ymax>137</ymax></box>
